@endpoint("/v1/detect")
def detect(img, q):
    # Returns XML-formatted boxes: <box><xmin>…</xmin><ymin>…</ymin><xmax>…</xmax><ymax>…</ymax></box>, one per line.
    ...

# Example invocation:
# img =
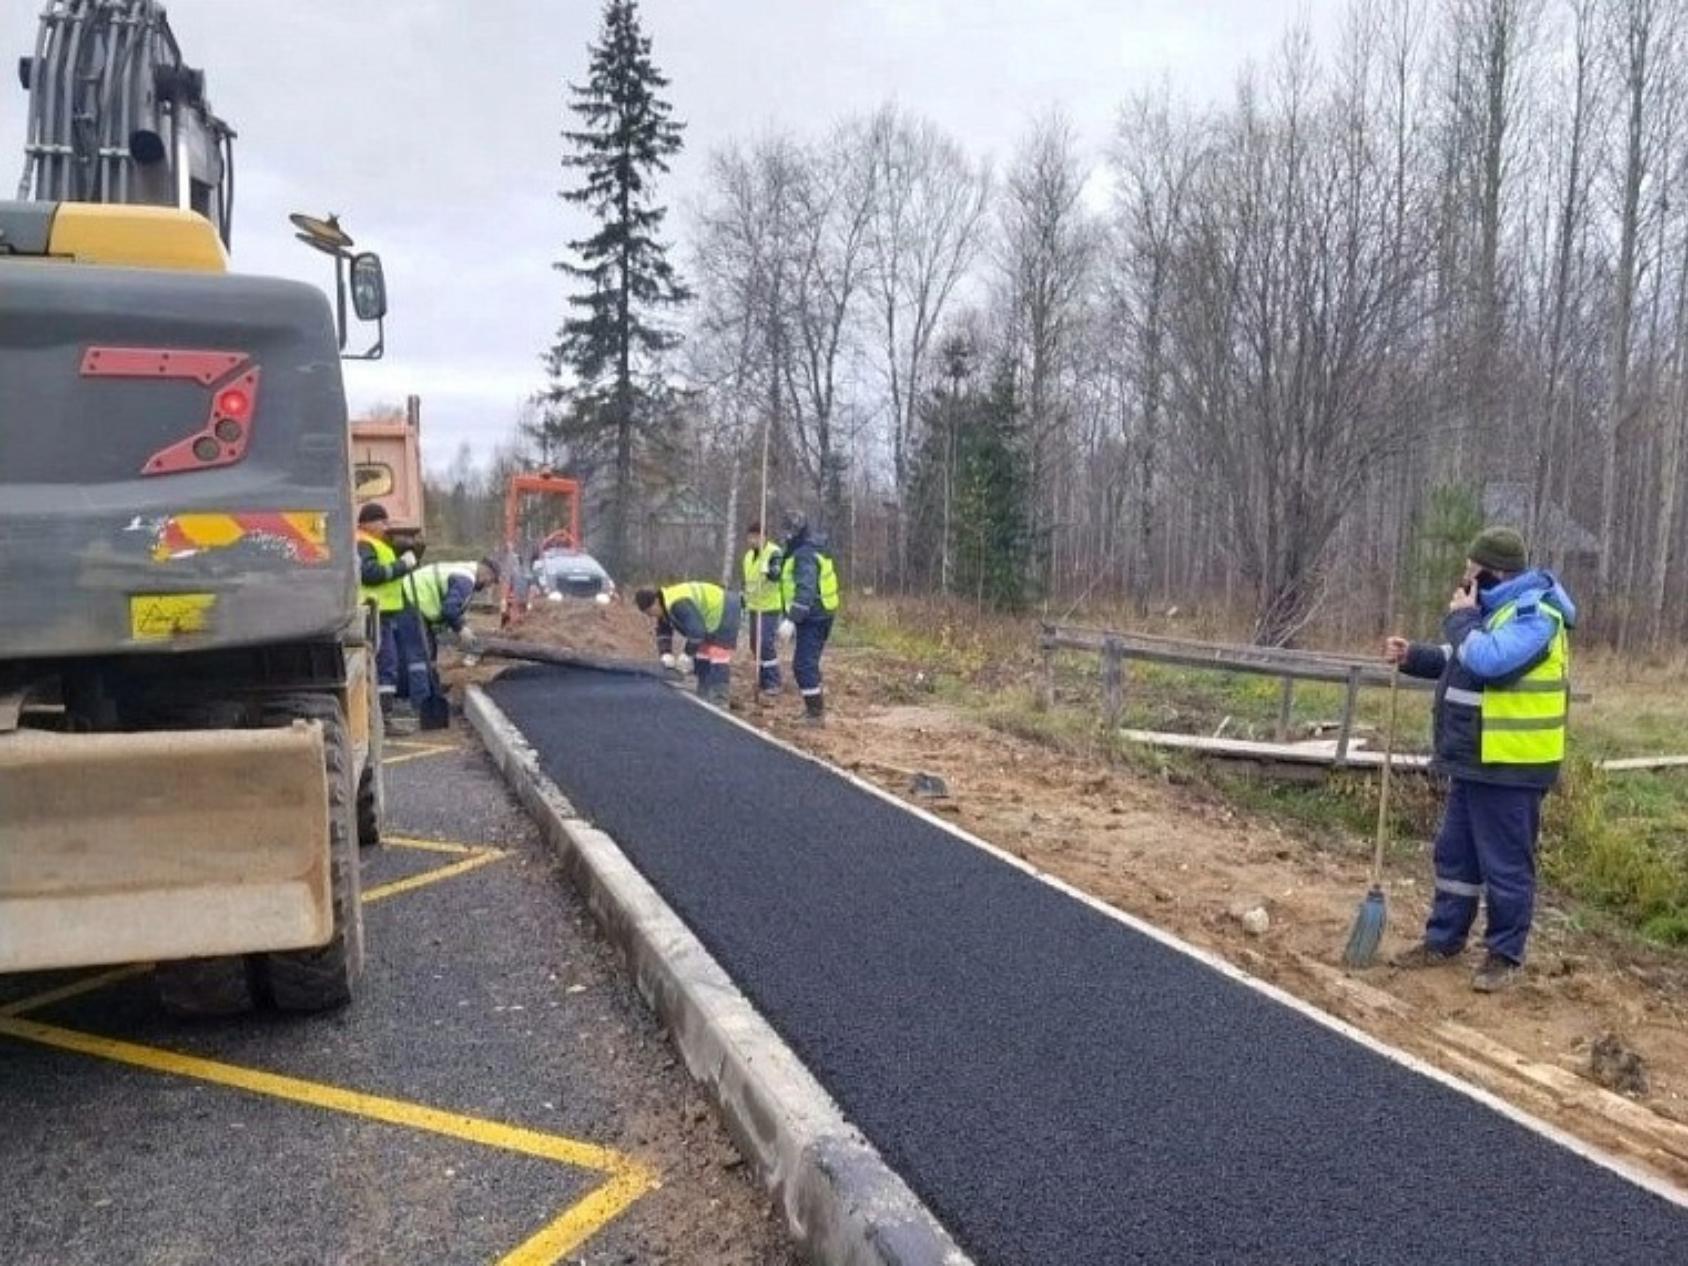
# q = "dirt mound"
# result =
<box><xmin>501</xmin><ymin>595</ymin><xmax>654</xmax><ymax>660</ymax></box>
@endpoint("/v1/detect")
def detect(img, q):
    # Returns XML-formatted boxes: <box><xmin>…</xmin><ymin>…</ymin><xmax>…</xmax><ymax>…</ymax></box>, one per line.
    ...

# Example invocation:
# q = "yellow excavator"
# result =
<box><xmin>0</xmin><ymin>0</ymin><xmax>387</xmax><ymax>1015</ymax></box>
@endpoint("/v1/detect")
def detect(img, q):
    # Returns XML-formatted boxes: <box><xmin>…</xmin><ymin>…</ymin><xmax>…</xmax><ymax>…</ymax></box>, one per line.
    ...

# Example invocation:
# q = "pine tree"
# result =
<box><xmin>543</xmin><ymin>0</ymin><xmax>689</xmax><ymax>573</ymax></box>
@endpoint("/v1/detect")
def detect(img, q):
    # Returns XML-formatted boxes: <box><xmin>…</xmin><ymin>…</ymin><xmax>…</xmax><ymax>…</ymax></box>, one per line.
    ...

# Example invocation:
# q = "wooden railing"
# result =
<box><xmin>1038</xmin><ymin>623</ymin><xmax>1591</xmax><ymax>770</ymax></box>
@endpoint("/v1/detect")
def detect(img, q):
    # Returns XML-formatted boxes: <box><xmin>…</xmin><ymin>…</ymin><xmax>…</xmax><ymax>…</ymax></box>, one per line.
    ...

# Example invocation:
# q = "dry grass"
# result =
<box><xmin>839</xmin><ymin>595</ymin><xmax>1688</xmax><ymax>947</ymax></box>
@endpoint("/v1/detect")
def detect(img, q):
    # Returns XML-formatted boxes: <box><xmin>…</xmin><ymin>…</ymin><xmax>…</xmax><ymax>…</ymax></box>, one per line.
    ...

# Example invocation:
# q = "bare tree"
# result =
<box><xmin>863</xmin><ymin>105</ymin><xmax>991</xmax><ymax>584</ymax></box>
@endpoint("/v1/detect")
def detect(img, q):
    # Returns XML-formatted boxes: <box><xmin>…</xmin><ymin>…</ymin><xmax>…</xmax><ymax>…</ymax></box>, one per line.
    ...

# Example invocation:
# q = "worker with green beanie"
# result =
<box><xmin>1383</xmin><ymin>525</ymin><xmax>1577</xmax><ymax>993</ymax></box>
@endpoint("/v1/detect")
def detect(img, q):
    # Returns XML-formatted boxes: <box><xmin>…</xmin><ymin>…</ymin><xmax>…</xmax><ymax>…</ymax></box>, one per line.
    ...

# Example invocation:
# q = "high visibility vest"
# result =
<box><xmin>1477</xmin><ymin>600</ymin><xmax>1570</xmax><ymax>766</ymax></box>
<box><xmin>661</xmin><ymin>581</ymin><xmax>726</xmax><ymax>634</ymax></box>
<box><xmin>405</xmin><ymin>563</ymin><xmax>476</xmax><ymax>625</ymax></box>
<box><xmin>357</xmin><ymin>531</ymin><xmax>407</xmax><ymax>614</ymax></box>
<box><xmin>742</xmin><ymin>543</ymin><xmax>783</xmax><ymax>613</ymax></box>
<box><xmin>781</xmin><ymin>548</ymin><xmax>839</xmax><ymax>616</ymax></box>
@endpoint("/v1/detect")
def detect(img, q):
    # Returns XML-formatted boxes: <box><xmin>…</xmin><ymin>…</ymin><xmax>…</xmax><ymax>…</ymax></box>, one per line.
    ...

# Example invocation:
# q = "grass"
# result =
<box><xmin>839</xmin><ymin>596</ymin><xmax>1688</xmax><ymax>949</ymax></box>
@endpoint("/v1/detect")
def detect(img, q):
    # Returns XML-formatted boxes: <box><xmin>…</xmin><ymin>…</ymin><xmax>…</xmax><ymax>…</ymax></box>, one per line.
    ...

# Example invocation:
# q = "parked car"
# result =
<box><xmin>533</xmin><ymin>545</ymin><xmax>615</xmax><ymax>600</ymax></box>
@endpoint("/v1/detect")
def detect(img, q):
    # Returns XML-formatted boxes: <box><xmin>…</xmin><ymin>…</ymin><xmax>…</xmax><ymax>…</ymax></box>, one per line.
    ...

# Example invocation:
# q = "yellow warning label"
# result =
<box><xmin>129</xmin><ymin>593</ymin><xmax>217</xmax><ymax>640</ymax></box>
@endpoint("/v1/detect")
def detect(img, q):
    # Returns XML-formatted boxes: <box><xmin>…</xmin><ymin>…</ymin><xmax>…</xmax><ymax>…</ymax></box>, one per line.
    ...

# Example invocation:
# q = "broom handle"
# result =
<box><xmin>1370</xmin><ymin>664</ymin><xmax>1401</xmax><ymax>886</ymax></box>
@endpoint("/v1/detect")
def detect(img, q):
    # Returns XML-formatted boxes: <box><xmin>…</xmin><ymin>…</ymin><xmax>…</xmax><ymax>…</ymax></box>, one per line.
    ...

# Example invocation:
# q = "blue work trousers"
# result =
<box><xmin>747</xmin><ymin>610</ymin><xmax>782</xmax><ymax>692</ymax></box>
<box><xmin>1424</xmin><ymin>778</ymin><xmax>1545</xmax><ymax>964</ymax></box>
<box><xmin>376</xmin><ymin>613</ymin><xmax>401</xmax><ymax>693</ymax></box>
<box><xmin>391</xmin><ymin>608</ymin><xmax>435</xmax><ymax>705</ymax></box>
<box><xmin>793</xmin><ymin>615</ymin><xmax>833</xmax><ymax>698</ymax></box>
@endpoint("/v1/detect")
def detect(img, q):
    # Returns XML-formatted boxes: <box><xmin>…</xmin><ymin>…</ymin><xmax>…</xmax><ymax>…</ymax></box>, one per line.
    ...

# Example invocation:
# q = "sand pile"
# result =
<box><xmin>499</xmin><ymin>595</ymin><xmax>655</xmax><ymax>660</ymax></box>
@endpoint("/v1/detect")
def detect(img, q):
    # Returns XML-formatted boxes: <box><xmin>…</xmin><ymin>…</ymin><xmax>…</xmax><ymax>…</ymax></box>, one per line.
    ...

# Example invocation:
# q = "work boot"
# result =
<box><xmin>1472</xmin><ymin>951</ymin><xmax>1521</xmax><ymax>993</ymax></box>
<box><xmin>802</xmin><ymin>693</ymin><xmax>825</xmax><ymax>728</ymax></box>
<box><xmin>1390</xmin><ymin>943</ymin><xmax>1461</xmax><ymax>970</ymax></box>
<box><xmin>386</xmin><ymin>701</ymin><xmax>419</xmax><ymax>737</ymax></box>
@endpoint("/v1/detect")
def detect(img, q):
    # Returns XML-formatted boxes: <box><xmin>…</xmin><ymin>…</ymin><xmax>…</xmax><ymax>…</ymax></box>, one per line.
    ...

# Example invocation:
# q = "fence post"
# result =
<box><xmin>1101</xmin><ymin>637</ymin><xmax>1125</xmax><ymax>728</ymax></box>
<box><xmin>1334</xmin><ymin>665</ymin><xmax>1360</xmax><ymax>767</ymax></box>
<box><xmin>1275</xmin><ymin>676</ymin><xmax>1295</xmax><ymax>742</ymax></box>
<box><xmin>1039</xmin><ymin>643</ymin><xmax>1055</xmax><ymax>712</ymax></box>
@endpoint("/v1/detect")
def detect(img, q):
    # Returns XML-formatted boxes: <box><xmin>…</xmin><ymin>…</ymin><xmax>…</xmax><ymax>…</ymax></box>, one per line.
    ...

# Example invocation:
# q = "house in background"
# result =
<box><xmin>1482</xmin><ymin>480</ymin><xmax>1600</xmax><ymax>583</ymax></box>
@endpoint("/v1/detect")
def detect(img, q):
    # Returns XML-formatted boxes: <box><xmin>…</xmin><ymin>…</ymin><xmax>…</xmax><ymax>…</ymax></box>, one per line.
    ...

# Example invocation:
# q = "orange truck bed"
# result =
<box><xmin>351</xmin><ymin>394</ymin><xmax>423</xmax><ymax>538</ymax></box>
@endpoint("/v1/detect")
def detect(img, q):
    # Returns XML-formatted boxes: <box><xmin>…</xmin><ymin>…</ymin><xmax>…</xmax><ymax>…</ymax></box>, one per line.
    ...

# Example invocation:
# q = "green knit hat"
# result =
<box><xmin>1468</xmin><ymin>526</ymin><xmax>1528</xmax><ymax>573</ymax></box>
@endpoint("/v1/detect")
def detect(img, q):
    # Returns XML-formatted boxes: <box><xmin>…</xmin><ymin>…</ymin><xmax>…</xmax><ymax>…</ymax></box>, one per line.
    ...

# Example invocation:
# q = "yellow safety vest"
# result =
<box><xmin>404</xmin><ymin>563</ymin><xmax>476</xmax><ymax>625</ymax></box>
<box><xmin>357</xmin><ymin>531</ymin><xmax>407</xmax><ymax>614</ymax></box>
<box><xmin>661</xmin><ymin>581</ymin><xmax>726</xmax><ymax>633</ymax></box>
<box><xmin>1478</xmin><ymin>601</ymin><xmax>1570</xmax><ymax>766</ymax></box>
<box><xmin>780</xmin><ymin>549</ymin><xmax>839</xmax><ymax>616</ymax></box>
<box><xmin>743</xmin><ymin>543</ymin><xmax>783</xmax><ymax>613</ymax></box>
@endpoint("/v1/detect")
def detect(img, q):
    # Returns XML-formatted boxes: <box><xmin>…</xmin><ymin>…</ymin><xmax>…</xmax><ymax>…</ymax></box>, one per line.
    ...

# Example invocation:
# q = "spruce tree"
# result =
<box><xmin>543</xmin><ymin>0</ymin><xmax>688</xmax><ymax>573</ymax></box>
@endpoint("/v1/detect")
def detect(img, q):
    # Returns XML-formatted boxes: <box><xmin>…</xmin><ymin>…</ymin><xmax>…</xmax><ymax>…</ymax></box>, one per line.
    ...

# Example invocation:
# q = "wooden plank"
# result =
<box><xmin>1597</xmin><ymin>755</ymin><xmax>1688</xmax><ymax>772</ymax></box>
<box><xmin>1039</xmin><ymin>627</ymin><xmax>1592</xmax><ymax>703</ymax></box>
<box><xmin>1333</xmin><ymin>665</ymin><xmax>1360</xmax><ymax>767</ymax></box>
<box><xmin>1115</xmin><ymin>728</ymin><xmax>1432</xmax><ymax>769</ymax></box>
<box><xmin>1275</xmin><ymin>676</ymin><xmax>1295</xmax><ymax>742</ymax></box>
<box><xmin>1101</xmin><ymin>638</ymin><xmax>1124</xmax><ymax>727</ymax></box>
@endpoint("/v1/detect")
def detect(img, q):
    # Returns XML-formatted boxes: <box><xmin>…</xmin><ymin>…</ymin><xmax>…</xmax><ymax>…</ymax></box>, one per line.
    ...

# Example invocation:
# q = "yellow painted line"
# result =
<box><xmin>0</xmin><ymin>965</ymin><xmax>151</xmax><ymax>1017</ymax></box>
<box><xmin>384</xmin><ymin>835</ymin><xmax>490</xmax><ymax>856</ymax></box>
<box><xmin>0</xmin><ymin>1013</ymin><xmax>658</xmax><ymax>1261</ymax></box>
<box><xmin>0</xmin><ymin>1013</ymin><xmax>642</xmax><ymax>1171</ymax></box>
<box><xmin>361</xmin><ymin>850</ymin><xmax>505</xmax><ymax>905</ymax></box>
<box><xmin>382</xmin><ymin>744</ymin><xmax>457</xmax><ymax>767</ymax></box>
<box><xmin>499</xmin><ymin>1164</ymin><xmax>660</xmax><ymax>1266</ymax></box>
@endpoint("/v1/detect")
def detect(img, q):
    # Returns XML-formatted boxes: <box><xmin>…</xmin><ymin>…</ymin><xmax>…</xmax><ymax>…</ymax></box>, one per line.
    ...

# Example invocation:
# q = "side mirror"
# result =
<box><xmin>350</xmin><ymin>252</ymin><xmax>388</xmax><ymax>322</ymax></box>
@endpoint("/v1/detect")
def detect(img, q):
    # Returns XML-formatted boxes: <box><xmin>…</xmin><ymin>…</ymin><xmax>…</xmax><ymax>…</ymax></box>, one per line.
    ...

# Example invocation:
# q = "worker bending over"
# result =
<box><xmin>772</xmin><ymin>512</ymin><xmax>839</xmax><ymax>727</ymax></box>
<box><xmin>635</xmin><ymin>582</ymin><xmax>742</xmax><ymax>703</ymax></box>
<box><xmin>355</xmin><ymin>502</ymin><xmax>422</xmax><ymax>731</ymax></box>
<box><xmin>1385</xmin><ymin>527</ymin><xmax>1576</xmax><ymax>993</ymax></box>
<box><xmin>742</xmin><ymin>520</ymin><xmax>784</xmax><ymax>701</ymax></box>
<box><xmin>406</xmin><ymin>557</ymin><xmax>501</xmax><ymax>655</ymax></box>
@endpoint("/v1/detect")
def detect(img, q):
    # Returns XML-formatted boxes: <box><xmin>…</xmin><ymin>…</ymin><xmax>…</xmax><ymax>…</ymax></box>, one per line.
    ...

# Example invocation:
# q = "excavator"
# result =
<box><xmin>0</xmin><ymin>1</ymin><xmax>386</xmax><ymax>1015</ymax></box>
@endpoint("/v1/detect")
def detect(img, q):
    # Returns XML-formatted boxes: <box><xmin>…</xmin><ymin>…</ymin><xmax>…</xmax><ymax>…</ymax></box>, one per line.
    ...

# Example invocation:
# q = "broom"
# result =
<box><xmin>1342</xmin><ymin>663</ymin><xmax>1401</xmax><ymax>968</ymax></box>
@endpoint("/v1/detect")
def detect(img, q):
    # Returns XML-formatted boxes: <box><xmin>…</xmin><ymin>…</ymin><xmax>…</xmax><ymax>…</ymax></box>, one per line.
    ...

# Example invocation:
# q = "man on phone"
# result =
<box><xmin>1383</xmin><ymin>526</ymin><xmax>1576</xmax><ymax>993</ymax></box>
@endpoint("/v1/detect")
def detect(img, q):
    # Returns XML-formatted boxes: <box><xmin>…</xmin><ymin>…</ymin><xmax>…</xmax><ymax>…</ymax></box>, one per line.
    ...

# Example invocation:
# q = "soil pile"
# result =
<box><xmin>499</xmin><ymin>595</ymin><xmax>655</xmax><ymax>660</ymax></box>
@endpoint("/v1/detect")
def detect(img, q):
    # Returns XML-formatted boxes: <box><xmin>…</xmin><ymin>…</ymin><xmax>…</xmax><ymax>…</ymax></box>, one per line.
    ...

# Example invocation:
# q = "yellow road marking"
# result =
<box><xmin>0</xmin><ymin>832</ymin><xmax>653</xmax><ymax>1262</ymax></box>
<box><xmin>362</xmin><ymin>850</ymin><xmax>505</xmax><ymax>904</ymax></box>
<box><xmin>499</xmin><ymin>1165</ymin><xmax>660</xmax><ymax>1266</ymax></box>
<box><xmin>1</xmin><ymin>965</ymin><xmax>151</xmax><ymax>1017</ymax></box>
<box><xmin>0</xmin><ymin>1013</ymin><xmax>658</xmax><ymax>1263</ymax></box>
<box><xmin>382</xmin><ymin>743</ymin><xmax>457</xmax><ymax>767</ymax></box>
<box><xmin>385</xmin><ymin>835</ymin><xmax>487</xmax><ymax>856</ymax></box>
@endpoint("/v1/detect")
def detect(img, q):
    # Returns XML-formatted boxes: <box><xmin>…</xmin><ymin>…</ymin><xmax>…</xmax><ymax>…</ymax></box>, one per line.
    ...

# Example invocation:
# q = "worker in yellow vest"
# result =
<box><xmin>404</xmin><ymin>558</ymin><xmax>501</xmax><ymax>655</ymax></box>
<box><xmin>398</xmin><ymin>557</ymin><xmax>500</xmax><ymax>730</ymax></box>
<box><xmin>634</xmin><ymin>581</ymin><xmax>741</xmax><ymax>703</ymax></box>
<box><xmin>1385</xmin><ymin>527</ymin><xmax>1576</xmax><ymax>993</ymax></box>
<box><xmin>742</xmin><ymin>519</ymin><xmax>784</xmax><ymax>701</ymax></box>
<box><xmin>772</xmin><ymin>511</ymin><xmax>840</xmax><ymax>727</ymax></box>
<box><xmin>356</xmin><ymin>503</ymin><xmax>421</xmax><ymax>727</ymax></box>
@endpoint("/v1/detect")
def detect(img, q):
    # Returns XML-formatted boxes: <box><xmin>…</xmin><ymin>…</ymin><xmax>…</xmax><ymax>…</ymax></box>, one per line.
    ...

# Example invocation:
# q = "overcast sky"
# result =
<box><xmin>0</xmin><ymin>0</ymin><xmax>1342</xmax><ymax>470</ymax></box>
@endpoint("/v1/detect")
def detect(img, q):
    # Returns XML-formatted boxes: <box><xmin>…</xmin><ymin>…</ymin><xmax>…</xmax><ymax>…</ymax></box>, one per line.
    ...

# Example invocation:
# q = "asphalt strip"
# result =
<box><xmin>486</xmin><ymin>665</ymin><xmax>1688</xmax><ymax>1266</ymax></box>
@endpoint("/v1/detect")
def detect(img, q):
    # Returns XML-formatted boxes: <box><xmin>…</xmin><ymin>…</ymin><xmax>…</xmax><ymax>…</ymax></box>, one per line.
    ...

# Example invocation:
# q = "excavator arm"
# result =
<box><xmin>16</xmin><ymin>0</ymin><xmax>235</xmax><ymax>243</ymax></box>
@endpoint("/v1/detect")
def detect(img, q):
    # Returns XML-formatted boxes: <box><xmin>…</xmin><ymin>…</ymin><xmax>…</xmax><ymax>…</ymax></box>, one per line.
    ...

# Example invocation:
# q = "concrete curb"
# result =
<box><xmin>465</xmin><ymin>685</ymin><xmax>973</xmax><ymax>1266</ymax></box>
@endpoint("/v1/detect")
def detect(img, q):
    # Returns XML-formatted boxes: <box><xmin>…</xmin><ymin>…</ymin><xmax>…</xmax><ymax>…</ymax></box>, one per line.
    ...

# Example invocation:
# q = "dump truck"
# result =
<box><xmin>352</xmin><ymin>395</ymin><xmax>426</xmax><ymax>551</ymax></box>
<box><xmin>0</xmin><ymin>0</ymin><xmax>385</xmax><ymax>1015</ymax></box>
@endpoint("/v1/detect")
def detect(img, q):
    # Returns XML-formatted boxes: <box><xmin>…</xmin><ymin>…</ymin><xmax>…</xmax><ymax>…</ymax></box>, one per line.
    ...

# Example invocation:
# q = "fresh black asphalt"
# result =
<box><xmin>489</xmin><ymin>665</ymin><xmax>1688</xmax><ymax>1266</ymax></box>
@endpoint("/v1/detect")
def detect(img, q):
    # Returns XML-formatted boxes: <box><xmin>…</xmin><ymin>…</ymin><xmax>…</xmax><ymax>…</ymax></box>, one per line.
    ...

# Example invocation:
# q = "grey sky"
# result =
<box><xmin>0</xmin><ymin>0</ymin><xmax>1341</xmax><ymax>470</ymax></box>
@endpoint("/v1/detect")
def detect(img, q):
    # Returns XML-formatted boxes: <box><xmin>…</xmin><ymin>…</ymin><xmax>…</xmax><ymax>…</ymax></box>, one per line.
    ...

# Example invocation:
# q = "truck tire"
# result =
<box><xmin>155</xmin><ymin>957</ymin><xmax>257</xmax><ymax>1018</ymax></box>
<box><xmin>256</xmin><ymin>693</ymin><xmax>365</xmax><ymax>1012</ymax></box>
<box><xmin>357</xmin><ymin>681</ymin><xmax>385</xmax><ymax>847</ymax></box>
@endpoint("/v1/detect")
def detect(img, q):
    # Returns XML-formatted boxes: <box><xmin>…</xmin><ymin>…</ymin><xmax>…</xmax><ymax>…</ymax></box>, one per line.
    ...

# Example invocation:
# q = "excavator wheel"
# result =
<box><xmin>253</xmin><ymin>692</ymin><xmax>365</xmax><ymax>1012</ymax></box>
<box><xmin>357</xmin><ymin>679</ymin><xmax>385</xmax><ymax>847</ymax></box>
